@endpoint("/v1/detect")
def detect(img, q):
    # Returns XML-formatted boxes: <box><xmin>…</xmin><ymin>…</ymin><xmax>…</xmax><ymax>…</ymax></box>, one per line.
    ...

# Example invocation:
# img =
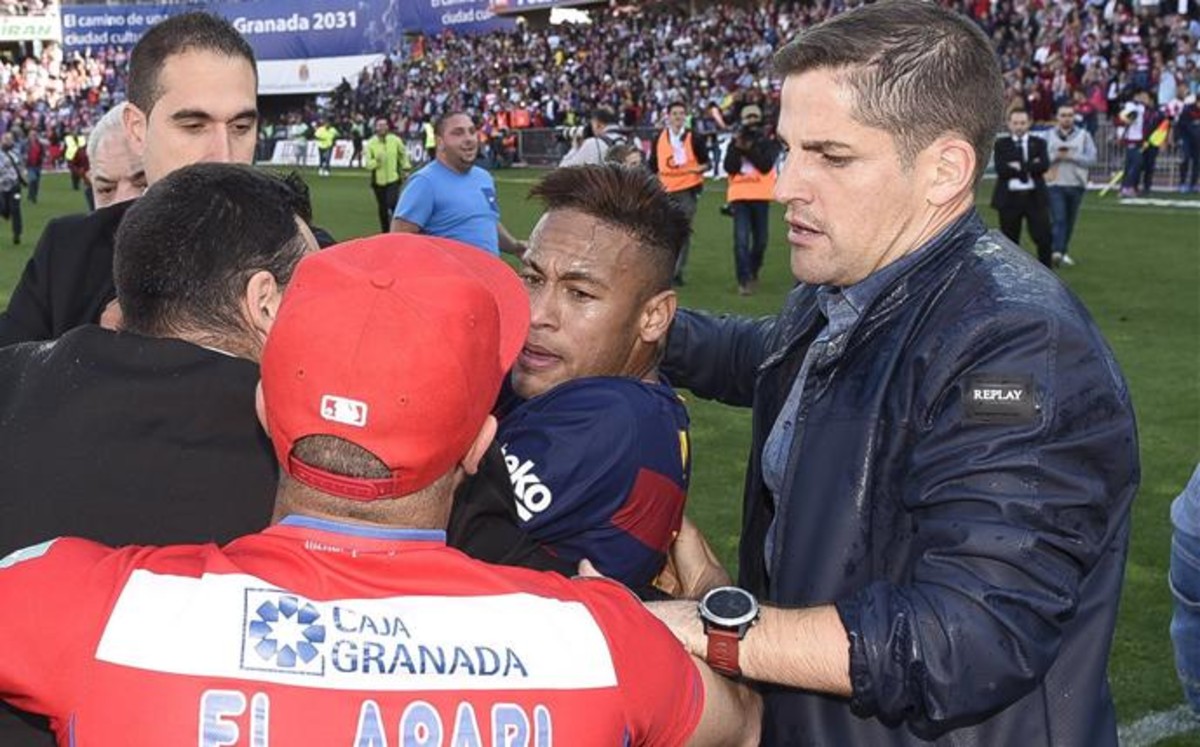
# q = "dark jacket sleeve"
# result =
<box><xmin>746</xmin><ymin>138</ymin><xmax>779</xmax><ymax>175</ymax></box>
<box><xmin>646</xmin><ymin>130</ymin><xmax>661</xmax><ymax>174</ymax></box>
<box><xmin>992</xmin><ymin>138</ymin><xmax>1023</xmax><ymax>181</ymax></box>
<box><xmin>691</xmin><ymin>131</ymin><xmax>711</xmax><ymax>166</ymax></box>
<box><xmin>835</xmin><ymin>304</ymin><xmax>1138</xmax><ymax>735</ymax></box>
<box><xmin>722</xmin><ymin>142</ymin><xmax>744</xmax><ymax>176</ymax></box>
<box><xmin>0</xmin><ymin>221</ymin><xmax>62</xmax><ymax>346</ymax></box>
<box><xmin>446</xmin><ymin>441</ymin><xmax>577</xmax><ymax>576</ymax></box>
<box><xmin>1027</xmin><ymin>137</ymin><xmax>1050</xmax><ymax>179</ymax></box>
<box><xmin>661</xmin><ymin>308</ymin><xmax>778</xmax><ymax>407</ymax></box>
<box><xmin>0</xmin><ymin>205</ymin><xmax>125</xmax><ymax>347</ymax></box>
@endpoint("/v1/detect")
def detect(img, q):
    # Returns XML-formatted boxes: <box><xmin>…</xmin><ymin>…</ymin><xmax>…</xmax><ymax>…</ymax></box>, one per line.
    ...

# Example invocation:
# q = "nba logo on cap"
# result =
<box><xmin>321</xmin><ymin>395</ymin><xmax>368</xmax><ymax>428</ymax></box>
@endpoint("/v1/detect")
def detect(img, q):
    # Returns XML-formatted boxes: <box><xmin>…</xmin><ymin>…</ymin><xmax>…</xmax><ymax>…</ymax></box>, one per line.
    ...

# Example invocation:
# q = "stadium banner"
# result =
<box><xmin>267</xmin><ymin>138</ymin><xmax>428</xmax><ymax>168</ymax></box>
<box><xmin>59</xmin><ymin>0</ymin><xmax>409</xmax><ymax>94</ymax></box>
<box><xmin>489</xmin><ymin>0</ymin><xmax>599</xmax><ymax>14</ymax></box>
<box><xmin>398</xmin><ymin>0</ymin><xmax>514</xmax><ymax>34</ymax></box>
<box><xmin>0</xmin><ymin>13</ymin><xmax>61</xmax><ymax>42</ymax></box>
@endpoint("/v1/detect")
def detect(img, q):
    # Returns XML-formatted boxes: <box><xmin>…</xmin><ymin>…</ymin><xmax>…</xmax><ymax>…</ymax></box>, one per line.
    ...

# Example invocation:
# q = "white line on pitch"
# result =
<box><xmin>1118</xmin><ymin>704</ymin><xmax>1200</xmax><ymax>746</ymax></box>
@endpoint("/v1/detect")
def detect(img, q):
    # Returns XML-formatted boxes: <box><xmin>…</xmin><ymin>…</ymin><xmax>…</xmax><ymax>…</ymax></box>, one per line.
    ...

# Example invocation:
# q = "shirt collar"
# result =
<box><xmin>271</xmin><ymin>515</ymin><xmax>446</xmax><ymax>547</ymax></box>
<box><xmin>818</xmin><ymin>210</ymin><xmax>983</xmax><ymax>324</ymax></box>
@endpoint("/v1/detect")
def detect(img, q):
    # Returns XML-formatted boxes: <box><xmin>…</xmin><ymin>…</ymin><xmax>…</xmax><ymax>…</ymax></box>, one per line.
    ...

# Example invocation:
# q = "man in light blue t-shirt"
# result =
<box><xmin>391</xmin><ymin>112</ymin><xmax>526</xmax><ymax>256</ymax></box>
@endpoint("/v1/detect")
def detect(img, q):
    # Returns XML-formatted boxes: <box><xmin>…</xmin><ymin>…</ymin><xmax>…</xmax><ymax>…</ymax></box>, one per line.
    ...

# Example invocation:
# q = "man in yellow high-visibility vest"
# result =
<box><xmin>365</xmin><ymin>116</ymin><xmax>411</xmax><ymax>234</ymax></box>
<box><xmin>314</xmin><ymin>118</ymin><xmax>338</xmax><ymax>177</ymax></box>
<box><xmin>64</xmin><ymin>131</ymin><xmax>86</xmax><ymax>191</ymax></box>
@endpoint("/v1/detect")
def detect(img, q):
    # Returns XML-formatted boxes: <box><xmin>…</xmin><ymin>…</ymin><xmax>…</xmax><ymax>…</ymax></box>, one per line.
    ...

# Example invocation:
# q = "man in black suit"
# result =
<box><xmin>0</xmin><ymin>12</ymin><xmax>261</xmax><ymax>346</ymax></box>
<box><xmin>0</xmin><ymin>163</ymin><xmax>319</xmax><ymax>747</ymax></box>
<box><xmin>990</xmin><ymin>108</ymin><xmax>1053</xmax><ymax>267</ymax></box>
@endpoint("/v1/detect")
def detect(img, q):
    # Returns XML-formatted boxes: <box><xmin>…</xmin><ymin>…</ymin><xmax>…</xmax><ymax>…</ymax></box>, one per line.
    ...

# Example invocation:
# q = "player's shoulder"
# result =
<box><xmin>37</xmin><ymin>199</ymin><xmax>128</xmax><ymax>250</ymax></box>
<box><xmin>526</xmin><ymin>376</ymin><xmax>680</xmax><ymax>416</ymax></box>
<box><xmin>468</xmin><ymin>164</ymin><xmax>496</xmax><ymax>184</ymax></box>
<box><xmin>0</xmin><ymin>536</ymin><xmax>216</xmax><ymax>580</ymax></box>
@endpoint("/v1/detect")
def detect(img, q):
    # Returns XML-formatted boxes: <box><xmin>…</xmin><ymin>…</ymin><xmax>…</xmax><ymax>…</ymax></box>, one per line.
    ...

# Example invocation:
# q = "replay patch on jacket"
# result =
<box><xmin>963</xmin><ymin>374</ymin><xmax>1037</xmax><ymax>424</ymax></box>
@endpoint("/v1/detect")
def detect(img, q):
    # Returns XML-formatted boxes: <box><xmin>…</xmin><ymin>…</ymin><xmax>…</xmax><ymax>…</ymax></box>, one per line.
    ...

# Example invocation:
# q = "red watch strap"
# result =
<box><xmin>706</xmin><ymin>627</ymin><xmax>742</xmax><ymax>677</ymax></box>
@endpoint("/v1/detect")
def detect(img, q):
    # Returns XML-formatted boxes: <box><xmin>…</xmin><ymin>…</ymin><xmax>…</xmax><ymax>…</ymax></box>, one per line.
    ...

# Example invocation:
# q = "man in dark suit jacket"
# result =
<box><xmin>0</xmin><ymin>13</ymin><xmax>264</xmax><ymax>346</ymax></box>
<box><xmin>990</xmin><ymin>108</ymin><xmax>1053</xmax><ymax>267</ymax></box>
<box><xmin>0</xmin><ymin>163</ymin><xmax>319</xmax><ymax>747</ymax></box>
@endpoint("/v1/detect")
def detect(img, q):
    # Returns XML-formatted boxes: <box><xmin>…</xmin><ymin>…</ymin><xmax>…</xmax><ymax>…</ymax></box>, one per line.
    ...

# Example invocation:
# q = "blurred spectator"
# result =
<box><xmin>23</xmin><ymin>131</ymin><xmax>44</xmax><ymax>204</ymax></box>
<box><xmin>0</xmin><ymin>132</ymin><xmax>24</xmax><ymax>245</ymax></box>
<box><xmin>991</xmin><ymin>108</ymin><xmax>1053</xmax><ymax>268</ymax></box>
<box><xmin>722</xmin><ymin>104</ymin><xmax>779</xmax><ymax>295</ymax></box>
<box><xmin>1045</xmin><ymin>103</ymin><xmax>1097</xmax><ymax>267</ymax></box>
<box><xmin>85</xmin><ymin>102</ymin><xmax>145</xmax><ymax>210</ymax></box>
<box><xmin>559</xmin><ymin>107</ymin><xmax>619</xmax><ymax>167</ymax></box>
<box><xmin>1177</xmin><ymin>93</ymin><xmax>1200</xmax><ymax>192</ymax></box>
<box><xmin>648</xmin><ymin>101</ymin><xmax>709</xmax><ymax>286</ymax></box>
<box><xmin>364</xmin><ymin>115</ymin><xmax>409</xmax><ymax>233</ymax></box>
<box><xmin>391</xmin><ymin>112</ymin><xmax>525</xmax><ymax>256</ymax></box>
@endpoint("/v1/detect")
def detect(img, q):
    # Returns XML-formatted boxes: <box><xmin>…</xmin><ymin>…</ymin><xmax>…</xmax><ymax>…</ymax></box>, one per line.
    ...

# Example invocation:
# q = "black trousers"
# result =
<box><xmin>998</xmin><ymin>191</ymin><xmax>1052</xmax><ymax>267</ymax></box>
<box><xmin>0</xmin><ymin>190</ymin><xmax>22</xmax><ymax>242</ymax></box>
<box><xmin>372</xmin><ymin>180</ymin><xmax>401</xmax><ymax>234</ymax></box>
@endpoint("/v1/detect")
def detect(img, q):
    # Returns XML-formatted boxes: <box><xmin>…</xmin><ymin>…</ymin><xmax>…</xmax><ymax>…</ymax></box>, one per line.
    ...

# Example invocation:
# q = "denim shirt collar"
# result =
<box><xmin>815</xmin><ymin>210</ymin><xmax>985</xmax><ymax>337</ymax></box>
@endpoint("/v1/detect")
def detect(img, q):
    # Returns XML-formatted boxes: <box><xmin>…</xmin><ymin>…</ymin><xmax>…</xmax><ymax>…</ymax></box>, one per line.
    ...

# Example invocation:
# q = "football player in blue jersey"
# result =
<box><xmin>449</xmin><ymin>164</ymin><xmax>691</xmax><ymax>593</ymax></box>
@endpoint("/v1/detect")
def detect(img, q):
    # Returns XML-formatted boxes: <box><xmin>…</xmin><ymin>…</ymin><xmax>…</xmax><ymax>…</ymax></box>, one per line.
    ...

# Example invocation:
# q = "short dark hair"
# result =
<box><xmin>434</xmin><ymin>111</ymin><xmax>473</xmax><ymax>137</ymax></box>
<box><xmin>605</xmin><ymin>143</ymin><xmax>642</xmax><ymax>165</ymax></box>
<box><xmin>530</xmin><ymin>165</ymin><xmax>689</xmax><ymax>293</ymax></box>
<box><xmin>591</xmin><ymin>107</ymin><xmax>617</xmax><ymax>125</ymax></box>
<box><xmin>773</xmin><ymin>0</ymin><xmax>1004</xmax><ymax>183</ymax></box>
<box><xmin>127</xmin><ymin>12</ymin><xmax>257</xmax><ymax>116</ymax></box>
<box><xmin>278</xmin><ymin>170</ymin><xmax>315</xmax><ymax>224</ymax></box>
<box><xmin>115</xmin><ymin>163</ymin><xmax>309</xmax><ymax>339</ymax></box>
<box><xmin>289</xmin><ymin>435</ymin><xmax>451</xmax><ymax>521</ymax></box>
<box><xmin>667</xmin><ymin>101</ymin><xmax>687</xmax><ymax>113</ymax></box>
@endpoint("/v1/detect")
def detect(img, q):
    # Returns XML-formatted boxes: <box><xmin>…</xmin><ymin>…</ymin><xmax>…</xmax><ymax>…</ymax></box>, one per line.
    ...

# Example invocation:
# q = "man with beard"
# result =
<box><xmin>650</xmin><ymin>2</ymin><xmax>1138</xmax><ymax>744</ymax></box>
<box><xmin>391</xmin><ymin>112</ymin><xmax>525</xmax><ymax>256</ymax></box>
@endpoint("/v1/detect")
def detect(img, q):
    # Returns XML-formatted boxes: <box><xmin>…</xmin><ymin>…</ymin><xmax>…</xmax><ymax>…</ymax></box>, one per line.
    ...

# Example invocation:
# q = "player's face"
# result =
<box><xmin>775</xmin><ymin>70</ymin><xmax>933</xmax><ymax>288</ymax></box>
<box><xmin>436</xmin><ymin>114</ymin><xmax>479</xmax><ymax>172</ymax></box>
<box><xmin>512</xmin><ymin>209</ymin><xmax>652</xmax><ymax>399</ymax></box>
<box><xmin>90</xmin><ymin>132</ymin><xmax>146</xmax><ymax>209</ymax></box>
<box><xmin>125</xmin><ymin>50</ymin><xmax>258</xmax><ymax>185</ymax></box>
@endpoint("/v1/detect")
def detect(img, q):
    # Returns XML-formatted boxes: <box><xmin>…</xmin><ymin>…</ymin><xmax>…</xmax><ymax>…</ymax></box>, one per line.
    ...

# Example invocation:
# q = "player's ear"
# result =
<box><xmin>461</xmin><ymin>415</ymin><xmax>497</xmax><ymax>476</ymax></box>
<box><xmin>639</xmin><ymin>289</ymin><xmax>677</xmax><ymax>346</ymax></box>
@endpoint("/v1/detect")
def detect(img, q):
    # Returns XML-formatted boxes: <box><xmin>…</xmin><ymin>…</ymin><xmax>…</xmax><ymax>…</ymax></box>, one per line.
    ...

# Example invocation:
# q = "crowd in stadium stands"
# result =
<box><xmin>0</xmin><ymin>0</ymin><xmax>56</xmax><ymax>16</ymax></box>
<box><xmin>0</xmin><ymin>1</ymin><xmax>1198</xmax><ymax>177</ymax></box>
<box><xmin>295</xmin><ymin>0</ymin><xmax>1200</xmax><ymax>169</ymax></box>
<box><xmin>0</xmin><ymin>44</ymin><xmax>124</xmax><ymax>170</ymax></box>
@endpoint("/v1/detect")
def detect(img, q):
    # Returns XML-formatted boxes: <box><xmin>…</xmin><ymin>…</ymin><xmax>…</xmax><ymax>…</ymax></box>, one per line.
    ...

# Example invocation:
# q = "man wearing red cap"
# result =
<box><xmin>0</xmin><ymin>234</ymin><xmax>759</xmax><ymax>746</ymax></box>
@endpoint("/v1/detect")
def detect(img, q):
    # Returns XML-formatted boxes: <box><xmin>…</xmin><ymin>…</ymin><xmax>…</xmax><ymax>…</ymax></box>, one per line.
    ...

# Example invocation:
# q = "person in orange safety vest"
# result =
<box><xmin>722</xmin><ymin>105</ymin><xmax>780</xmax><ymax>296</ymax></box>
<box><xmin>648</xmin><ymin>101</ymin><xmax>710</xmax><ymax>286</ymax></box>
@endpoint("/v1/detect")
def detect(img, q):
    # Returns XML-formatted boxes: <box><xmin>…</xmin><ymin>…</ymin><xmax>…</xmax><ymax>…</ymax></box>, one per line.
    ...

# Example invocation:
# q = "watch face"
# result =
<box><xmin>701</xmin><ymin>587</ymin><xmax>758</xmax><ymax>627</ymax></box>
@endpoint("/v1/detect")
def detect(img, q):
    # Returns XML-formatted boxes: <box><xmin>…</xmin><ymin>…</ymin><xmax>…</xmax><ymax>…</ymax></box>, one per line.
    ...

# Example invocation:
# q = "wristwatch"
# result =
<box><xmin>698</xmin><ymin>586</ymin><xmax>759</xmax><ymax>677</ymax></box>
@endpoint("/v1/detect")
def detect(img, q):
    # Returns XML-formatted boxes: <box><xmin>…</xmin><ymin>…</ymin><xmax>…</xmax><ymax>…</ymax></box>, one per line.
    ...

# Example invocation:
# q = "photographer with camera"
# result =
<box><xmin>559</xmin><ymin>108</ymin><xmax>620</xmax><ymax>167</ymax></box>
<box><xmin>723</xmin><ymin>105</ymin><xmax>779</xmax><ymax>295</ymax></box>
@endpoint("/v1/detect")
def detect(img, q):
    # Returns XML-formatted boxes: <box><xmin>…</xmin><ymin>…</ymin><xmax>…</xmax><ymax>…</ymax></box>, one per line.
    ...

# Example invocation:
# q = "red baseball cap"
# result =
<box><xmin>261</xmin><ymin>234</ymin><xmax>529</xmax><ymax>500</ymax></box>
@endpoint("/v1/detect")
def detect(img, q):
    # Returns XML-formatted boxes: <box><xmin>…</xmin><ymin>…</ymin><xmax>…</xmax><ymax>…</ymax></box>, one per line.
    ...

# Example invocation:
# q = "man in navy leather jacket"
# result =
<box><xmin>649</xmin><ymin>3</ymin><xmax>1139</xmax><ymax>745</ymax></box>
